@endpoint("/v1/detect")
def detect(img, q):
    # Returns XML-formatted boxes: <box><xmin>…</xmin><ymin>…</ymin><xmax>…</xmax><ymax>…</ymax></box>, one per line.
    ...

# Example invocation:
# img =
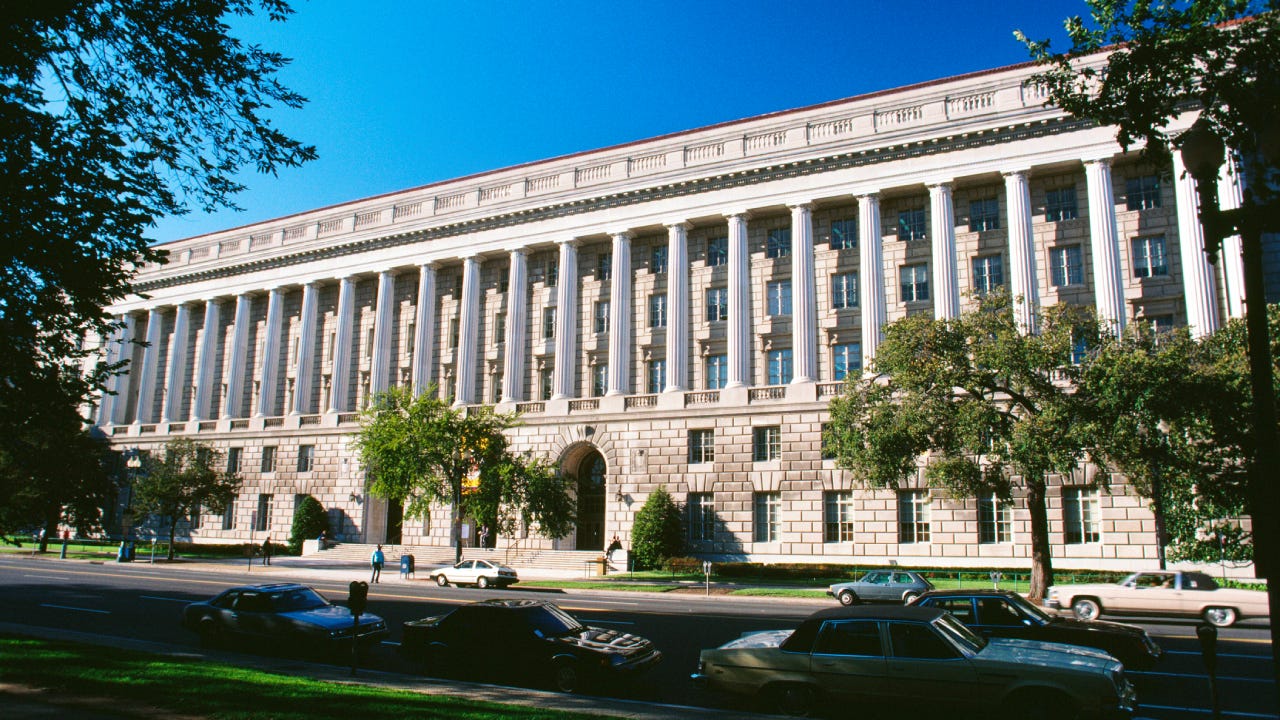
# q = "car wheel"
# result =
<box><xmin>768</xmin><ymin>683</ymin><xmax>818</xmax><ymax>717</ymax></box>
<box><xmin>1203</xmin><ymin>606</ymin><xmax>1238</xmax><ymax>628</ymax></box>
<box><xmin>837</xmin><ymin>590</ymin><xmax>858</xmax><ymax>606</ymax></box>
<box><xmin>436</xmin><ymin>574</ymin><xmax>449</xmax><ymax>587</ymax></box>
<box><xmin>903</xmin><ymin>591</ymin><xmax>920</xmax><ymax>604</ymax></box>
<box><xmin>197</xmin><ymin>619</ymin><xmax>223</xmax><ymax>648</ymax></box>
<box><xmin>552</xmin><ymin>659</ymin><xmax>581</xmax><ymax>693</ymax></box>
<box><xmin>477</xmin><ymin>576</ymin><xmax>490</xmax><ymax>589</ymax></box>
<box><xmin>1071</xmin><ymin>597</ymin><xmax>1101</xmax><ymax>621</ymax></box>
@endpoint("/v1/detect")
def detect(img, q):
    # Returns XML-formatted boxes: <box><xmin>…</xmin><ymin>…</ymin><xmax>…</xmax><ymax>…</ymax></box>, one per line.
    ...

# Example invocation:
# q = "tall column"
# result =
<box><xmin>726</xmin><ymin>213</ymin><xmax>750</xmax><ymax>389</ymax></box>
<box><xmin>664</xmin><ymin>223</ymin><xmax>690</xmax><ymax>393</ymax></box>
<box><xmin>161</xmin><ymin>303</ymin><xmax>191</xmax><ymax>422</ymax></box>
<box><xmin>501</xmin><ymin>249</ymin><xmax>529</xmax><ymax>403</ymax></box>
<box><xmin>1085</xmin><ymin>159</ymin><xmax>1126</xmax><ymax>334</ymax></box>
<box><xmin>411</xmin><ymin>264</ymin><xmax>437</xmax><ymax>396</ymax></box>
<box><xmin>454</xmin><ymin>255</ymin><xmax>481</xmax><ymax>405</ymax></box>
<box><xmin>191</xmin><ymin>299</ymin><xmax>221</xmax><ymax>420</ymax></box>
<box><xmin>1004</xmin><ymin>170</ymin><xmax>1039</xmax><ymax>333</ymax></box>
<box><xmin>790</xmin><ymin>204</ymin><xmax>817</xmax><ymax>383</ymax></box>
<box><xmin>929</xmin><ymin>182</ymin><xmax>960</xmax><ymax>319</ymax></box>
<box><xmin>134</xmin><ymin>308</ymin><xmax>163</xmax><ymax>424</ymax></box>
<box><xmin>255</xmin><ymin>287</ymin><xmax>284</xmax><ymax>417</ymax></box>
<box><xmin>552</xmin><ymin>240</ymin><xmax>579</xmax><ymax>400</ymax></box>
<box><xmin>858</xmin><ymin>193</ymin><xmax>885</xmax><ymax>371</ymax></box>
<box><xmin>606</xmin><ymin>231</ymin><xmax>632</xmax><ymax>396</ymax></box>
<box><xmin>104</xmin><ymin>315</ymin><xmax>135</xmax><ymax>426</ymax></box>
<box><xmin>370</xmin><ymin>270</ymin><xmax>396</xmax><ymax>395</ymax></box>
<box><xmin>328</xmin><ymin>276</ymin><xmax>356</xmax><ymax>413</ymax></box>
<box><xmin>292</xmin><ymin>282</ymin><xmax>319</xmax><ymax>414</ymax></box>
<box><xmin>1173</xmin><ymin>152</ymin><xmax>1220</xmax><ymax>338</ymax></box>
<box><xmin>221</xmin><ymin>293</ymin><xmax>251</xmax><ymax>418</ymax></box>
<box><xmin>1217</xmin><ymin>158</ymin><xmax>1247</xmax><ymax>320</ymax></box>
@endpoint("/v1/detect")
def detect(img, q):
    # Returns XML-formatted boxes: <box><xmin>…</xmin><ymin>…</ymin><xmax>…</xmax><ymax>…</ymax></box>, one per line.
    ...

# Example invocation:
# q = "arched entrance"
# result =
<box><xmin>571</xmin><ymin>449</ymin><xmax>606</xmax><ymax>551</ymax></box>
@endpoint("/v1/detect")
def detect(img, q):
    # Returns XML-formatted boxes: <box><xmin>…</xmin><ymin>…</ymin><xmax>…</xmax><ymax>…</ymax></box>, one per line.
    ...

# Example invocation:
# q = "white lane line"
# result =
<box><xmin>39</xmin><ymin>604</ymin><xmax>110</xmax><ymax>614</ymax></box>
<box><xmin>140</xmin><ymin>595</ymin><xmax>190</xmax><ymax>603</ymax></box>
<box><xmin>381</xmin><ymin>640</ymin><xmax>400</xmax><ymax>646</ymax></box>
<box><xmin>1166</xmin><ymin>649</ymin><xmax>1269</xmax><ymax>660</ymax></box>
<box><xmin>585</xmin><ymin>620</ymin><xmax>635</xmax><ymax>625</ymax></box>
<box><xmin>1140</xmin><ymin>703</ymin><xmax>1279</xmax><ymax>719</ymax></box>
<box><xmin>1130</xmin><ymin>669</ymin><xmax>1273</xmax><ymax>684</ymax></box>
<box><xmin>22</xmin><ymin>574</ymin><xmax>72</xmax><ymax>580</ymax></box>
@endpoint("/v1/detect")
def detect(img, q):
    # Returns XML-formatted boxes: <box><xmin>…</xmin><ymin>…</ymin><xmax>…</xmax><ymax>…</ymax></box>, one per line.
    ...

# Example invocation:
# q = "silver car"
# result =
<box><xmin>429</xmin><ymin>558</ymin><xmax>519</xmax><ymax>589</ymax></box>
<box><xmin>827</xmin><ymin>570</ymin><xmax>934</xmax><ymax>605</ymax></box>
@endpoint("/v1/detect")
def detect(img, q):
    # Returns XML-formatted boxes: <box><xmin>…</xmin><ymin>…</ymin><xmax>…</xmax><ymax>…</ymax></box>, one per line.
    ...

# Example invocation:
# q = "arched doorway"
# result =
<box><xmin>573</xmin><ymin>450</ymin><xmax>606</xmax><ymax>551</ymax></box>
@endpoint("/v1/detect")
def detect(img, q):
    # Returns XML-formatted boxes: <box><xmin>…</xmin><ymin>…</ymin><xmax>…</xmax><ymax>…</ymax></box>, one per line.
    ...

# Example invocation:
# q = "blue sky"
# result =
<box><xmin>150</xmin><ymin>0</ymin><xmax>1088</xmax><ymax>244</ymax></box>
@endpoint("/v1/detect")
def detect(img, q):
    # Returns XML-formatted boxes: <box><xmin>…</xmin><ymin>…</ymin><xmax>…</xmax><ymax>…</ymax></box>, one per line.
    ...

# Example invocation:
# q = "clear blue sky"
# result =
<box><xmin>150</xmin><ymin>0</ymin><xmax>1088</xmax><ymax>244</ymax></box>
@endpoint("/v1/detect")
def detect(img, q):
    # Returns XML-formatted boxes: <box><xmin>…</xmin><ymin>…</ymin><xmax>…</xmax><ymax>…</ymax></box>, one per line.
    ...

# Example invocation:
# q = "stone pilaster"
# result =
<box><xmin>859</xmin><ymin>194</ymin><xmax>885</xmax><ymax>371</ymax></box>
<box><xmin>1085</xmin><ymin>159</ymin><xmax>1126</xmax><ymax>335</ymax></box>
<box><xmin>370</xmin><ymin>270</ymin><xmax>396</xmax><ymax>395</ymax></box>
<box><xmin>222</xmin><ymin>294</ymin><xmax>251</xmax><ymax>419</ymax></box>
<box><xmin>255</xmin><ymin>287</ymin><xmax>284</xmax><ymax>417</ymax></box>
<box><xmin>606</xmin><ymin>231</ymin><xmax>632</xmax><ymax>396</ymax></box>
<box><xmin>726</xmin><ymin>213</ymin><xmax>750</xmax><ymax>388</ymax></box>
<box><xmin>790</xmin><ymin>204</ymin><xmax>817</xmax><ymax>384</ymax></box>
<box><xmin>929</xmin><ymin>182</ymin><xmax>959</xmax><ymax>319</ymax></box>
<box><xmin>293</xmin><ymin>282</ymin><xmax>319</xmax><ymax>413</ymax></box>
<box><xmin>412</xmin><ymin>264</ymin><xmax>437</xmax><ymax>396</ymax></box>
<box><xmin>501</xmin><ymin>249</ymin><xmax>528</xmax><ymax>403</ymax></box>
<box><xmin>191</xmin><ymin>299</ymin><xmax>220</xmax><ymax>420</ymax></box>
<box><xmin>161</xmin><ymin>303</ymin><xmax>190</xmax><ymax>422</ymax></box>
<box><xmin>328</xmin><ymin>276</ymin><xmax>356</xmax><ymax>412</ymax></box>
<box><xmin>134</xmin><ymin>308</ymin><xmax>163</xmax><ymax>424</ymax></box>
<box><xmin>552</xmin><ymin>240</ymin><xmax>579</xmax><ymax>400</ymax></box>
<box><xmin>664</xmin><ymin>223</ymin><xmax>689</xmax><ymax>393</ymax></box>
<box><xmin>454</xmin><ymin>256</ymin><xmax>481</xmax><ymax>405</ymax></box>
<box><xmin>1004</xmin><ymin>170</ymin><xmax>1039</xmax><ymax>333</ymax></box>
<box><xmin>1172</xmin><ymin>152</ymin><xmax>1220</xmax><ymax>338</ymax></box>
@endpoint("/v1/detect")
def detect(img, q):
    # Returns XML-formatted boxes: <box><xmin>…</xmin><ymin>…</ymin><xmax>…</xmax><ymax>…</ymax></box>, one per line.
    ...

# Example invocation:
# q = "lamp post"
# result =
<box><xmin>123</xmin><ymin>449</ymin><xmax>142</xmax><ymax>540</ymax></box>
<box><xmin>1179</xmin><ymin>117</ymin><xmax>1280</xmax><ymax>693</ymax></box>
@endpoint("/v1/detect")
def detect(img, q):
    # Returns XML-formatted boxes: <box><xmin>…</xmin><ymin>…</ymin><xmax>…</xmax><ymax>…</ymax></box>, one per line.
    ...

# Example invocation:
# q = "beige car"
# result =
<box><xmin>1045</xmin><ymin>571</ymin><xmax>1269</xmax><ymax>627</ymax></box>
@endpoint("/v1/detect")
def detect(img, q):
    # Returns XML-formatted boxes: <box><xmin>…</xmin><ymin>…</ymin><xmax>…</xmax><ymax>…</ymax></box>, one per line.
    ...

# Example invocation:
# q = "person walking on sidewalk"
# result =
<box><xmin>370</xmin><ymin>544</ymin><xmax>385</xmax><ymax>583</ymax></box>
<box><xmin>260</xmin><ymin>536</ymin><xmax>272</xmax><ymax>566</ymax></box>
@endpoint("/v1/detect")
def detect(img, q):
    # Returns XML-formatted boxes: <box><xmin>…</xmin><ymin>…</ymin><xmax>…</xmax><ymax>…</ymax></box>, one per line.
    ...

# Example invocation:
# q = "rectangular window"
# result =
<box><xmin>706</xmin><ymin>354</ymin><xmax>728</xmax><ymax>390</ymax></box>
<box><xmin>1064</xmin><ymin>487</ymin><xmax>1101</xmax><ymax>544</ymax></box>
<box><xmin>706</xmin><ymin>236</ymin><xmax>728</xmax><ymax>267</ymax></box>
<box><xmin>1126</xmin><ymin>175</ymin><xmax>1162</xmax><ymax>211</ymax></box>
<box><xmin>978</xmin><ymin>494</ymin><xmax>1012</xmax><ymax>544</ymax></box>
<box><xmin>647</xmin><ymin>359</ymin><xmax>665</xmax><ymax>394</ymax></box>
<box><xmin>830</xmin><ymin>218</ymin><xmax>858</xmax><ymax>250</ymax></box>
<box><xmin>222</xmin><ymin>496</ymin><xmax>236</xmax><ymax>530</ymax></box>
<box><xmin>1142</xmin><ymin>314</ymin><xmax>1176</xmax><ymax>335</ymax></box>
<box><xmin>706</xmin><ymin>287</ymin><xmax>728</xmax><ymax>322</ymax></box>
<box><xmin>594</xmin><ymin>301</ymin><xmax>610</xmax><ymax>334</ymax></box>
<box><xmin>649</xmin><ymin>294</ymin><xmax>667</xmax><ymax>328</ymax></box>
<box><xmin>767</xmin><ymin>348</ymin><xmax>793</xmax><ymax>386</ymax></box>
<box><xmin>824</xmin><ymin>491</ymin><xmax>855</xmax><ymax>543</ymax></box>
<box><xmin>767</xmin><ymin>280</ymin><xmax>792</xmax><ymax>317</ymax></box>
<box><xmin>831</xmin><ymin>272</ymin><xmax>858</xmax><ymax>309</ymax></box>
<box><xmin>898</xmin><ymin>208</ymin><xmax>927</xmax><ymax>241</ymax></box>
<box><xmin>753</xmin><ymin>425</ymin><xmax>781</xmax><ymax>462</ymax></box>
<box><xmin>226</xmin><ymin>447</ymin><xmax>242</xmax><ymax>475</ymax></box>
<box><xmin>972</xmin><ymin>255</ymin><xmax>1004</xmax><ymax>296</ymax></box>
<box><xmin>256</xmin><ymin>493</ymin><xmax>272</xmax><ymax>532</ymax></box>
<box><xmin>296</xmin><ymin>445</ymin><xmax>314</xmax><ymax>473</ymax></box>
<box><xmin>689</xmin><ymin>429</ymin><xmax>715</xmax><ymax>464</ymax></box>
<box><xmin>598</xmin><ymin>252</ymin><xmax>612</xmax><ymax>281</ymax></box>
<box><xmin>448</xmin><ymin>317</ymin><xmax>459</xmax><ymax>349</ymax></box>
<box><xmin>1132</xmin><ymin>236</ymin><xmax>1169</xmax><ymax>278</ymax></box>
<box><xmin>754</xmin><ymin>492</ymin><xmax>781</xmax><ymax>542</ymax></box>
<box><xmin>900</xmin><ymin>264</ymin><xmax>930</xmax><ymax>303</ymax></box>
<box><xmin>1050</xmin><ymin>246</ymin><xmax>1084</xmax><ymax>287</ymax></box>
<box><xmin>1071</xmin><ymin>332</ymin><xmax>1090</xmax><ymax>365</ymax></box>
<box><xmin>898</xmin><ymin>490</ymin><xmax>931</xmax><ymax>544</ymax></box>
<box><xmin>833</xmin><ymin>342</ymin><xmax>861</xmax><ymax>380</ymax></box>
<box><xmin>688</xmin><ymin>493</ymin><xmax>714</xmax><ymax>542</ymax></box>
<box><xmin>652</xmin><ymin>245</ymin><xmax>668</xmax><ymax>274</ymax></box>
<box><xmin>494</xmin><ymin>313</ymin><xmax>506</xmax><ymax>344</ymax></box>
<box><xmin>542</xmin><ymin>307</ymin><xmax>556</xmax><ymax>340</ymax></box>
<box><xmin>491</xmin><ymin>377</ymin><xmax>503</xmax><ymax>404</ymax></box>
<box><xmin>546</xmin><ymin>260</ymin><xmax>559</xmax><ymax>287</ymax></box>
<box><xmin>1046</xmin><ymin>186</ymin><xmax>1079</xmax><ymax>221</ymax></box>
<box><xmin>260</xmin><ymin>446</ymin><xmax>276</xmax><ymax>473</ymax></box>
<box><xmin>190</xmin><ymin>503</ymin><xmax>202</xmax><ymax>530</ymax></box>
<box><xmin>539</xmin><ymin>367</ymin><xmax>553</xmax><ymax>400</ymax></box>
<box><xmin>969</xmin><ymin>197</ymin><xmax>1001</xmax><ymax>231</ymax></box>
<box><xmin>498</xmin><ymin>273</ymin><xmax>509</xmax><ymax>294</ymax></box>
<box><xmin>766</xmin><ymin>228</ymin><xmax>792</xmax><ymax>258</ymax></box>
<box><xmin>591</xmin><ymin>364</ymin><xmax>607</xmax><ymax>397</ymax></box>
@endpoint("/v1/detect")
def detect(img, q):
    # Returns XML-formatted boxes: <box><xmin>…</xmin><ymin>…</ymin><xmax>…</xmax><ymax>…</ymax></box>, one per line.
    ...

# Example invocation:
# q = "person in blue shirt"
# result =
<box><xmin>370</xmin><ymin>544</ymin><xmax>385</xmax><ymax>583</ymax></box>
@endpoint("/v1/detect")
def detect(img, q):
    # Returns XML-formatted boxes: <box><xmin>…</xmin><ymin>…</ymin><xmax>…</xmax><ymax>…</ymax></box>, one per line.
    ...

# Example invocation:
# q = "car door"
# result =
<box><xmin>809</xmin><ymin>619</ymin><xmax>889</xmax><ymax>702</ymax></box>
<box><xmin>229</xmin><ymin>591</ymin><xmax>273</xmax><ymax>640</ymax></box>
<box><xmin>883</xmin><ymin>621</ymin><xmax>977</xmax><ymax>709</ymax></box>
<box><xmin>451</xmin><ymin>560</ymin><xmax>475</xmax><ymax>584</ymax></box>
<box><xmin>1113</xmin><ymin>572</ymin><xmax>1177</xmax><ymax>613</ymax></box>
<box><xmin>922</xmin><ymin>597</ymin><xmax>977</xmax><ymax>626</ymax></box>
<box><xmin>974</xmin><ymin>597</ymin><xmax>1033</xmax><ymax>641</ymax></box>
<box><xmin>860</xmin><ymin>572</ymin><xmax>890</xmax><ymax>601</ymax></box>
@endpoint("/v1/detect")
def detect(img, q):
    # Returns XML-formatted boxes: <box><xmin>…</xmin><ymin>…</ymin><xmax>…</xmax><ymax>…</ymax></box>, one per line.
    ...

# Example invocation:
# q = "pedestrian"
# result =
<box><xmin>479</xmin><ymin>525</ymin><xmax>490</xmax><ymax>549</ymax></box>
<box><xmin>370</xmin><ymin>544</ymin><xmax>385</xmax><ymax>583</ymax></box>
<box><xmin>316</xmin><ymin>530</ymin><xmax>328</xmax><ymax>550</ymax></box>
<box><xmin>261</xmin><ymin>536</ymin><xmax>272</xmax><ymax>566</ymax></box>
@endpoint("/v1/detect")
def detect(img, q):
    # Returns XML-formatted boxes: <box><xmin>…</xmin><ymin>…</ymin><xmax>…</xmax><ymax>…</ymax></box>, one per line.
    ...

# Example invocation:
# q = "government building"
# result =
<box><xmin>90</xmin><ymin>55</ymin><xmax>1249</xmax><ymax>571</ymax></box>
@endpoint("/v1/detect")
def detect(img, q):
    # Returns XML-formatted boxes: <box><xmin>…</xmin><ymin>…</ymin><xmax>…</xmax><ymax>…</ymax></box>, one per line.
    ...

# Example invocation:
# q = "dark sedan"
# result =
<box><xmin>911</xmin><ymin>589</ymin><xmax>1162</xmax><ymax>669</ymax></box>
<box><xmin>182</xmin><ymin>582</ymin><xmax>388</xmax><ymax>654</ymax></box>
<box><xmin>400</xmin><ymin>598</ymin><xmax>662</xmax><ymax>692</ymax></box>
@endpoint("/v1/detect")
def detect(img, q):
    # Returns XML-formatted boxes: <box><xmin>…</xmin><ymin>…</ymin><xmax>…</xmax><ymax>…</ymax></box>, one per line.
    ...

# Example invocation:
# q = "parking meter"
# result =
<box><xmin>1197</xmin><ymin>623</ymin><xmax>1220</xmax><ymax>719</ymax></box>
<box><xmin>348</xmin><ymin>581</ymin><xmax>368</xmax><ymax>617</ymax></box>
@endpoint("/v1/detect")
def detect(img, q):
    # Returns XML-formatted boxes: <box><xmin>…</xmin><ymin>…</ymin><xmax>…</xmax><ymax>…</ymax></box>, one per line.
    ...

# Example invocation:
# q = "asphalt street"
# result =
<box><xmin>0</xmin><ymin>553</ymin><xmax>1274</xmax><ymax>719</ymax></box>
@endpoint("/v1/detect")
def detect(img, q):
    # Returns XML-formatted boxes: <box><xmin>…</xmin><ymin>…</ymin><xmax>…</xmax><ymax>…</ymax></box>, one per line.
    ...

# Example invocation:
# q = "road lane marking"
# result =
<box><xmin>39</xmin><ymin>604</ymin><xmax>109</xmax><ymax>614</ymax></box>
<box><xmin>1129</xmin><ymin>669</ymin><xmax>1274</xmax><ymax>684</ymax></box>
<box><xmin>585</xmin><ymin>620</ymin><xmax>635</xmax><ymax>625</ymax></box>
<box><xmin>1165</xmin><ymin>649</ymin><xmax>1270</xmax><ymax>660</ymax></box>
<box><xmin>140</xmin><ymin>595</ymin><xmax>191</xmax><ymax>603</ymax></box>
<box><xmin>22</xmin><ymin>574</ymin><xmax>72</xmax><ymax>580</ymax></box>
<box><xmin>1159</xmin><ymin>635</ymin><xmax>1274</xmax><ymax>645</ymax></box>
<box><xmin>1140</xmin><ymin>704</ymin><xmax>1279</xmax><ymax>719</ymax></box>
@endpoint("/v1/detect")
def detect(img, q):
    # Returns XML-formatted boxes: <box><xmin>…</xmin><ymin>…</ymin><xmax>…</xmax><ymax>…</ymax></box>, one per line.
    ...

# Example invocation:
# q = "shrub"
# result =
<box><xmin>630</xmin><ymin>486</ymin><xmax>684</xmax><ymax>569</ymax></box>
<box><xmin>289</xmin><ymin>495</ymin><xmax>329</xmax><ymax>554</ymax></box>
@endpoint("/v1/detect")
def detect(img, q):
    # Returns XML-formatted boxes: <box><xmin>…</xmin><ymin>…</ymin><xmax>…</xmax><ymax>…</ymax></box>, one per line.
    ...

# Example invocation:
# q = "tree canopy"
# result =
<box><xmin>353</xmin><ymin>386</ymin><xmax>575</xmax><ymax>562</ymax></box>
<box><xmin>131</xmin><ymin>437</ymin><xmax>241</xmax><ymax>560</ymax></box>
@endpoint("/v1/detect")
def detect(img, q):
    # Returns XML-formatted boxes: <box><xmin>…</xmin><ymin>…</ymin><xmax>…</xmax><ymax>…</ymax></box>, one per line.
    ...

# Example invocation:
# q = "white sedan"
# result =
<box><xmin>1046</xmin><ymin>570</ymin><xmax>1269</xmax><ymax>627</ymax></box>
<box><xmin>429</xmin><ymin>559</ymin><xmax>519</xmax><ymax>589</ymax></box>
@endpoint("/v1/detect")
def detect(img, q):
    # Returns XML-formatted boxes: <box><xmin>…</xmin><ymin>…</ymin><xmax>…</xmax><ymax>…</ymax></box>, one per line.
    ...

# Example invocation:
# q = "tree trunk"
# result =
<box><xmin>168</xmin><ymin>521</ymin><xmax>177</xmax><ymax>561</ymax></box>
<box><xmin>1025</xmin><ymin>478</ymin><xmax>1054</xmax><ymax>602</ymax></box>
<box><xmin>452</xmin><ymin>479</ymin><xmax>462</xmax><ymax>565</ymax></box>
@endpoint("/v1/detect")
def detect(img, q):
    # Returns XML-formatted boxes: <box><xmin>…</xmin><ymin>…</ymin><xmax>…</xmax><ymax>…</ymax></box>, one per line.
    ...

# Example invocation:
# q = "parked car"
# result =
<box><xmin>182</xmin><ymin>582</ymin><xmax>388</xmax><ymax>653</ymax></box>
<box><xmin>1046</xmin><ymin>570</ymin><xmax>1270</xmax><ymax>628</ymax></box>
<box><xmin>400</xmin><ymin>599</ymin><xmax>662</xmax><ymax>692</ymax></box>
<box><xmin>429</xmin><ymin>558</ymin><xmax>519</xmax><ymax>588</ymax></box>
<box><xmin>826</xmin><ymin>569</ymin><xmax>934</xmax><ymax>605</ymax></box>
<box><xmin>911</xmin><ymin>589</ymin><xmax>1163</xmax><ymax>669</ymax></box>
<box><xmin>692</xmin><ymin>605</ymin><xmax>1137</xmax><ymax>719</ymax></box>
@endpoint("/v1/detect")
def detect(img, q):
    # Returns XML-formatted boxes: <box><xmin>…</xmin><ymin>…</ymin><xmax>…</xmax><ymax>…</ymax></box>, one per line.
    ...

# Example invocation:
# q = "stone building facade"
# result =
<box><xmin>91</xmin><ymin>56</ymin><xmax>1249</xmax><ymax>570</ymax></box>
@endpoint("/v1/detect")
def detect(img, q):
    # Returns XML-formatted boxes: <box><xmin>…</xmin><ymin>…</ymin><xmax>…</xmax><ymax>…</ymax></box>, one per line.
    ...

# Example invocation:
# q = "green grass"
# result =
<box><xmin>0</xmin><ymin>636</ymin><xmax>598</xmax><ymax>720</ymax></box>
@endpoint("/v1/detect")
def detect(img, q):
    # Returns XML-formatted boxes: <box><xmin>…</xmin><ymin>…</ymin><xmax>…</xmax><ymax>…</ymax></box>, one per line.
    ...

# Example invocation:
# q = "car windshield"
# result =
<box><xmin>526</xmin><ymin>604</ymin><xmax>584</xmax><ymax>637</ymax></box>
<box><xmin>271</xmin><ymin>587</ymin><xmax>330</xmax><ymax>612</ymax></box>
<box><xmin>934</xmin><ymin>613</ymin><xmax>986</xmax><ymax>653</ymax></box>
<box><xmin>1003</xmin><ymin>593</ymin><xmax>1053</xmax><ymax>622</ymax></box>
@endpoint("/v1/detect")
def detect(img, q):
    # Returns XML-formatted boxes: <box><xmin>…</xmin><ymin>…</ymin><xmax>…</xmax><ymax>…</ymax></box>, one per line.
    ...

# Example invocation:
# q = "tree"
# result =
<box><xmin>0</xmin><ymin>2</ymin><xmax>315</xmax><ymax>527</ymax></box>
<box><xmin>825</xmin><ymin>292</ymin><xmax>1101</xmax><ymax>601</ymax></box>
<box><xmin>353</xmin><ymin>386</ymin><xmax>575</xmax><ymax>563</ymax></box>
<box><xmin>289</xmin><ymin>495</ymin><xmax>329</xmax><ymax>555</ymax></box>
<box><xmin>131</xmin><ymin>437</ymin><xmax>241</xmax><ymax>560</ymax></box>
<box><xmin>630</xmin><ymin>487</ymin><xmax>684</xmax><ymax>570</ymax></box>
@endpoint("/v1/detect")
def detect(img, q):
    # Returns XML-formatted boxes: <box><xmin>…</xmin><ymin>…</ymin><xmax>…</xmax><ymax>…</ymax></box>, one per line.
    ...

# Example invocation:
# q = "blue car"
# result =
<box><xmin>182</xmin><ymin>582</ymin><xmax>388</xmax><ymax>654</ymax></box>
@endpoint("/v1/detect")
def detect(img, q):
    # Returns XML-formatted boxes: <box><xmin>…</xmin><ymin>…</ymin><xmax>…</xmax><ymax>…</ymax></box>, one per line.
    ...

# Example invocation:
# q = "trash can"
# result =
<box><xmin>399</xmin><ymin>554</ymin><xmax>415</xmax><ymax>579</ymax></box>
